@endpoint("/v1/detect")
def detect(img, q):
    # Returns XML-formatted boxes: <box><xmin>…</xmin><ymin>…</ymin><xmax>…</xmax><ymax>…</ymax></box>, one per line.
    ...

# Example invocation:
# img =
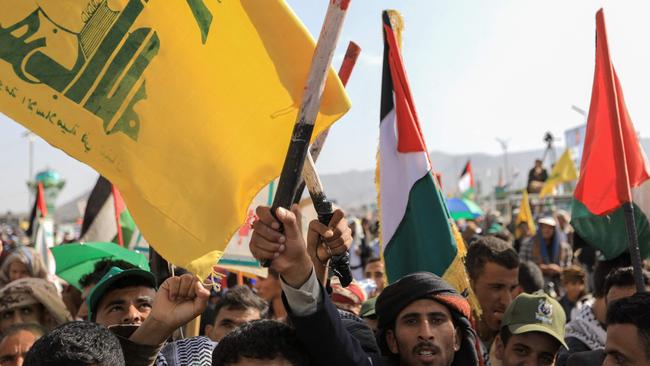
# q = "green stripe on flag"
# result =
<box><xmin>115</xmin><ymin>209</ymin><xmax>136</xmax><ymax>246</ymax></box>
<box><xmin>384</xmin><ymin>173</ymin><xmax>458</xmax><ymax>282</ymax></box>
<box><xmin>571</xmin><ymin>199</ymin><xmax>650</xmax><ymax>259</ymax></box>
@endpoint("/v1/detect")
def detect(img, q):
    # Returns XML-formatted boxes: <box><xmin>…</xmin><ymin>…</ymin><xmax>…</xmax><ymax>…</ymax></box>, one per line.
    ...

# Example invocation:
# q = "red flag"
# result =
<box><xmin>573</xmin><ymin>9</ymin><xmax>650</xmax><ymax>216</ymax></box>
<box><xmin>36</xmin><ymin>182</ymin><xmax>47</xmax><ymax>218</ymax></box>
<box><xmin>112</xmin><ymin>185</ymin><xmax>126</xmax><ymax>247</ymax></box>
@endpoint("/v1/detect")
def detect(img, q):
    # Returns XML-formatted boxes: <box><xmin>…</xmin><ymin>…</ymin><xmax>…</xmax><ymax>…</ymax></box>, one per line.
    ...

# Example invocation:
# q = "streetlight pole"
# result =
<box><xmin>22</xmin><ymin>131</ymin><xmax>35</xmax><ymax>208</ymax></box>
<box><xmin>495</xmin><ymin>137</ymin><xmax>510</xmax><ymax>186</ymax></box>
<box><xmin>571</xmin><ymin>105</ymin><xmax>588</xmax><ymax>121</ymax></box>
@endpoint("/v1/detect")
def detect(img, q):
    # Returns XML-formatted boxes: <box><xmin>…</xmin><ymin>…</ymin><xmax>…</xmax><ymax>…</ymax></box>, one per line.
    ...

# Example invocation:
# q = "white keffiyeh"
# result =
<box><xmin>564</xmin><ymin>302</ymin><xmax>606</xmax><ymax>350</ymax></box>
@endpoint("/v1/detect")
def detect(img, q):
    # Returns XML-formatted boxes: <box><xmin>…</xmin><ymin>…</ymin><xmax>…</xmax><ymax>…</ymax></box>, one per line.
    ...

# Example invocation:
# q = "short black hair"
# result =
<box><xmin>606</xmin><ymin>292</ymin><xmax>650</xmax><ymax>360</ymax></box>
<box><xmin>366</xmin><ymin>257</ymin><xmax>382</xmax><ymax>265</ymax></box>
<box><xmin>23</xmin><ymin>321</ymin><xmax>124</xmax><ymax>366</ymax></box>
<box><xmin>266</xmin><ymin>268</ymin><xmax>280</xmax><ymax>279</ymax></box>
<box><xmin>212</xmin><ymin>286</ymin><xmax>268</xmax><ymax>325</ymax></box>
<box><xmin>593</xmin><ymin>254</ymin><xmax>632</xmax><ymax>298</ymax></box>
<box><xmin>499</xmin><ymin>326</ymin><xmax>513</xmax><ymax>346</ymax></box>
<box><xmin>0</xmin><ymin>323</ymin><xmax>47</xmax><ymax>340</ymax></box>
<box><xmin>465</xmin><ymin>236</ymin><xmax>519</xmax><ymax>281</ymax></box>
<box><xmin>212</xmin><ymin>320</ymin><xmax>309</xmax><ymax>366</ymax></box>
<box><xmin>79</xmin><ymin>259</ymin><xmax>138</xmax><ymax>288</ymax></box>
<box><xmin>518</xmin><ymin>261</ymin><xmax>544</xmax><ymax>294</ymax></box>
<box><xmin>604</xmin><ymin>266</ymin><xmax>650</xmax><ymax>297</ymax></box>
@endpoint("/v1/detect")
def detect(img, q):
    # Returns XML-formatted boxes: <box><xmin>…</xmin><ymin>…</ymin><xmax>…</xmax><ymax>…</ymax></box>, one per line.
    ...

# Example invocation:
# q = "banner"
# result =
<box><xmin>0</xmin><ymin>1</ymin><xmax>350</xmax><ymax>277</ymax></box>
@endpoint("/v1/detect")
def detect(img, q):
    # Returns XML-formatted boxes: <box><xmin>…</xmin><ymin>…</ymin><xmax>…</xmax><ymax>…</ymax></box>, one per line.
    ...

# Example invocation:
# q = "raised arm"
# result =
<box><xmin>249</xmin><ymin>205</ymin><xmax>373</xmax><ymax>366</ymax></box>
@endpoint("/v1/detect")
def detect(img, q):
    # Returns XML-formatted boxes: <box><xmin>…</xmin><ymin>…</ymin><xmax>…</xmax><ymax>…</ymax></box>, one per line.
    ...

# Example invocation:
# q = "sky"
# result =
<box><xmin>2</xmin><ymin>0</ymin><xmax>650</xmax><ymax>212</ymax></box>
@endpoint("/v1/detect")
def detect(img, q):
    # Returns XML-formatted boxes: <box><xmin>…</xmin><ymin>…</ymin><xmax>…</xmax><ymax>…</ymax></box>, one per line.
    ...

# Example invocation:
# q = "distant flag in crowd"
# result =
<box><xmin>377</xmin><ymin>10</ymin><xmax>478</xmax><ymax>312</ymax></box>
<box><xmin>0</xmin><ymin>1</ymin><xmax>350</xmax><ymax>277</ymax></box>
<box><xmin>515</xmin><ymin>190</ymin><xmax>536</xmax><ymax>239</ymax></box>
<box><xmin>80</xmin><ymin>176</ymin><xmax>136</xmax><ymax>247</ymax></box>
<box><xmin>26</xmin><ymin>182</ymin><xmax>48</xmax><ymax>237</ymax></box>
<box><xmin>571</xmin><ymin>9</ymin><xmax>650</xmax><ymax>260</ymax></box>
<box><xmin>110</xmin><ymin>185</ymin><xmax>132</xmax><ymax>247</ymax></box>
<box><xmin>33</xmin><ymin>217</ymin><xmax>57</xmax><ymax>276</ymax></box>
<box><xmin>458</xmin><ymin>160</ymin><xmax>475</xmax><ymax>198</ymax></box>
<box><xmin>25</xmin><ymin>182</ymin><xmax>56</xmax><ymax>275</ymax></box>
<box><xmin>539</xmin><ymin>149</ymin><xmax>578</xmax><ymax>198</ymax></box>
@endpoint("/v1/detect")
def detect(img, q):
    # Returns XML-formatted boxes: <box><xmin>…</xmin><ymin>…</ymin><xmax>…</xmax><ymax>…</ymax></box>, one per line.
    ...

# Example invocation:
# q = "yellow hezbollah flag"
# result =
<box><xmin>0</xmin><ymin>0</ymin><xmax>350</xmax><ymax>278</ymax></box>
<box><xmin>539</xmin><ymin>149</ymin><xmax>578</xmax><ymax>198</ymax></box>
<box><xmin>515</xmin><ymin>190</ymin><xmax>536</xmax><ymax>239</ymax></box>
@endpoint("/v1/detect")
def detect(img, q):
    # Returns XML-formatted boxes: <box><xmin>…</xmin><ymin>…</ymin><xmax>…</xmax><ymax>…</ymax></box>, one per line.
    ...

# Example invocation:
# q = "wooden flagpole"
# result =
<box><xmin>292</xmin><ymin>41</ymin><xmax>361</xmax><ymax>205</ymax></box>
<box><xmin>264</xmin><ymin>0</ymin><xmax>351</xmax><ymax>266</ymax></box>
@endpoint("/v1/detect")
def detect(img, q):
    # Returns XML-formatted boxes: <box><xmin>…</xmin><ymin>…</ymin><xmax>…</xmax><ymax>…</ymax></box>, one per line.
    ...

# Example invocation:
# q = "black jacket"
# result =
<box><xmin>283</xmin><ymin>284</ymin><xmax>388</xmax><ymax>366</ymax></box>
<box><xmin>283</xmin><ymin>282</ymin><xmax>479</xmax><ymax>366</ymax></box>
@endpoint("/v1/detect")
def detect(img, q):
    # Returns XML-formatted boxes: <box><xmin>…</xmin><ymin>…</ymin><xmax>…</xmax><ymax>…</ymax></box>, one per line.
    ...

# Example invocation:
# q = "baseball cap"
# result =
<box><xmin>537</xmin><ymin>216</ymin><xmax>557</xmax><ymax>227</ymax></box>
<box><xmin>360</xmin><ymin>297</ymin><xmax>377</xmax><ymax>319</ymax></box>
<box><xmin>87</xmin><ymin>266</ymin><xmax>157</xmax><ymax>320</ymax></box>
<box><xmin>331</xmin><ymin>277</ymin><xmax>366</xmax><ymax>313</ymax></box>
<box><xmin>501</xmin><ymin>292</ymin><xmax>568</xmax><ymax>349</ymax></box>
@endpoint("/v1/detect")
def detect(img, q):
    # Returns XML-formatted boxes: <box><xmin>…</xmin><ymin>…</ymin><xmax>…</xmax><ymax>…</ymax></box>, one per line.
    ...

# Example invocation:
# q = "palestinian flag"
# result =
<box><xmin>571</xmin><ymin>9</ymin><xmax>650</xmax><ymax>260</ymax></box>
<box><xmin>458</xmin><ymin>160</ymin><xmax>475</xmax><ymax>198</ymax></box>
<box><xmin>26</xmin><ymin>182</ymin><xmax>48</xmax><ymax>237</ymax></box>
<box><xmin>378</xmin><ymin>11</ymin><xmax>475</xmax><ymax>309</ymax></box>
<box><xmin>81</xmin><ymin>176</ymin><xmax>136</xmax><ymax>246</ymax></box>
<box><xmin>25</xmin><ymin>182</ymin><xmax>56</xmax><ymax>274</ymax></box>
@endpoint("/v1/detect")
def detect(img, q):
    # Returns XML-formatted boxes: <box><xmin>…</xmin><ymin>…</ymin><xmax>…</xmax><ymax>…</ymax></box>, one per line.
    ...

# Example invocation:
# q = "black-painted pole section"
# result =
<box><xmin>622</xmin><ymin>202</ymin><xmax>647</xmax><ymax>293</ymax></box>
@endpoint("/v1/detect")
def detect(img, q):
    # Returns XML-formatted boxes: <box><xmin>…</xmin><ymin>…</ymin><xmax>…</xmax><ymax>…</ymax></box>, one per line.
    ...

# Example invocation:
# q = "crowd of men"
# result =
<box><xmin>0</xmin><ymin>199</ymin><xmax>648</xmax><ymax>366</ymax></box>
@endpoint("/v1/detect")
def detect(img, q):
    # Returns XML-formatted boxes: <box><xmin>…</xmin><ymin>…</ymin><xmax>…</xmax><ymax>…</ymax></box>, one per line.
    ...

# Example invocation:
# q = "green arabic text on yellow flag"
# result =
<box><xmin>539</xmin><ymin>149</ymin><xmax>578</xmax><ymax>198</ymax></box>
<box><xmin>0</xmin><ymin>0</ymin><xmax>350</xmax><ymax>278</ymax></box>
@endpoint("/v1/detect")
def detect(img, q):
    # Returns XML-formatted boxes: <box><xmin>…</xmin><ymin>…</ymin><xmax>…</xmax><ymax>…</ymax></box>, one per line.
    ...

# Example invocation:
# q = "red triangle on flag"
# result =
<box><xmin>37</xmin><ymin>182</ymin><xmax>47</xmax><ymax>218</ymax></box>
<box><xmin>383</xmin><ymin>24</ymin><xmax>428</xmax><ymax>155</ymax></box>
<box><xmin>112</xmin><ymin>185</ymin><xmax>126</xmax><ymax>246</ymax></box>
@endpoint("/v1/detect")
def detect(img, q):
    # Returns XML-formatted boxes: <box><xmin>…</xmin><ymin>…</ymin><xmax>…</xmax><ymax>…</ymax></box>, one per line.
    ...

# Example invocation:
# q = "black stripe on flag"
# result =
<box><xmin>80</xmin><ymin>176</ymin><xmax>112</xmax><ymax>238</ymax></box>
<box><xmin>380</xmin><ymin>10</ymin><xmax>394</xmax><ymax>123</ymax></box>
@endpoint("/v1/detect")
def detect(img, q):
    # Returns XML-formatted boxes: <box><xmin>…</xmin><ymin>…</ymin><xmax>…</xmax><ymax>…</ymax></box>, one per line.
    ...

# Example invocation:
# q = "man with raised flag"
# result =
<box><xmin>458</xmin><ymin>160</ymin><xmax>475</xmax><ymax>198</ymax></box>
<box><xmin>247</xmin><ymin>9</ymin><xmax>481</xmax><ymax>366</ymax></box>
<box><xmin>571</xmin><ymin>9</ymin><xmax>650</xmax><ymax>269</ymax></box>
<box><xmin>539</xmin><ymin>149</ymin><xmax>578</xmax><ymax>198</ymax></box>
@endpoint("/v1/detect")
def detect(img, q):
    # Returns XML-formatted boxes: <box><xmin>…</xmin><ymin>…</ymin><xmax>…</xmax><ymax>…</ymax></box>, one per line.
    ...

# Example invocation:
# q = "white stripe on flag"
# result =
<box><xmin>458</xmin><ymin>173</ymin><xmax>472</xmax><ymax>193</ymax></box>
<box><xmin>81</xmin><ymin>195</ymin><xmax>118</xmax><ymax>242</ymax></box>
<box><xmin>380</xmin><ymin>108</ymin><xmax>431</xmax><ymax>246</ymax></box>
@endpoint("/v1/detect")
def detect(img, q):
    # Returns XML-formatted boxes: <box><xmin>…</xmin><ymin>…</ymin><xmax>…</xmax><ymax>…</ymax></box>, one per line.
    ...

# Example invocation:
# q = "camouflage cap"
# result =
<box><xmin>501</xmin><ymin>291</ymin><xmax>568</xmax><ymax>349</ymax></box>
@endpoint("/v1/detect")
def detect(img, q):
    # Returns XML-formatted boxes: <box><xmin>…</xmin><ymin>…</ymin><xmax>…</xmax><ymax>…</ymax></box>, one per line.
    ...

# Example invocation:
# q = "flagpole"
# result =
<box><xmin>263</xmin><ymin>0</ymin><xmax>351</xmax><ymax>267</ymax></box>
<box><xmin>598</xmin><ymin>10</ymin><xmax>646</xmax><ymax>293</ymax></box>
<box><xmin>292</xmin><ymin>41</ymin><xmax>361</xmax><ymax>205</ymax></box>
<box><xmin>302</xmin><ymin>152</ymin><xmax>353</xmax><ymax>286</ymax></box>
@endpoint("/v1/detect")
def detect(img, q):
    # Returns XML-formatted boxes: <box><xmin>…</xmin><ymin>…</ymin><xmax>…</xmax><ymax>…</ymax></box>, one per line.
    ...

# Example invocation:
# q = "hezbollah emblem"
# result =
<box><xmin>0</xmin><ymin>0</ymin><xmax>164</xmax><ymax>141</ymax></box>
<box><xmin>535</xmin><ymin>298</ymin><xmax>553</xmax><ymax>324</ymax></box>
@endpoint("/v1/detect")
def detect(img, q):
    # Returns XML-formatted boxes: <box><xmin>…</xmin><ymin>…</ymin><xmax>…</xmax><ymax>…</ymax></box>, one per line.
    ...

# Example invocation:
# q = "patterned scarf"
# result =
<box><xmin>565</xmin><ymin>301</ymin><xmax>606</xmax><ymax>350</ymax></box>
<box><xmin>156</xmin><ymin>336</ymin><xmax>216</xmax><ymax>366</ymax></box>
